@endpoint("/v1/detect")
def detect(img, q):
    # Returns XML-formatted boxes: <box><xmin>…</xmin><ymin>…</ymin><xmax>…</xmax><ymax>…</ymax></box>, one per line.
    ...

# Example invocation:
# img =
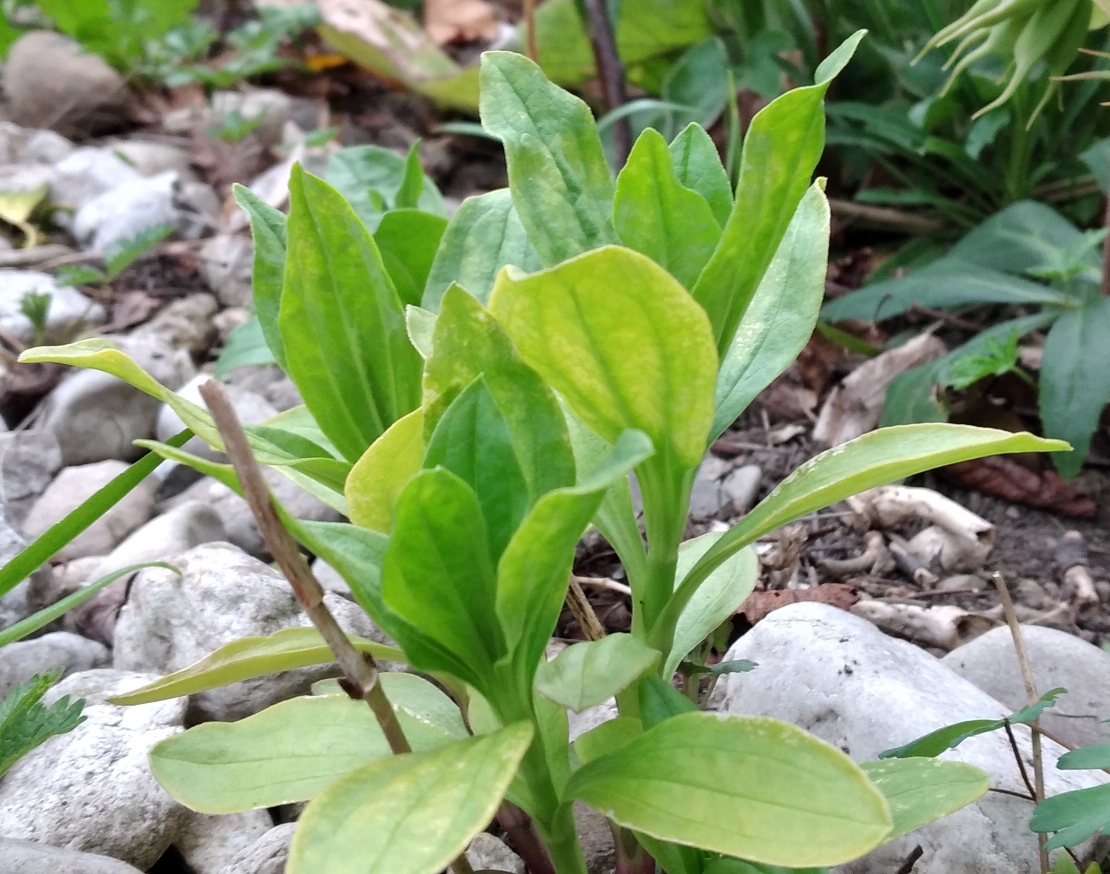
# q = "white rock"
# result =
<box><xmin>41</xmin><ymin>334</ymin><xmax>195</xmax><ymax>466</ymax></box>
<box><xmin>944</xmin><ymin>624</ymin><xmax>1110</xmax><ymax>749</ymax></box>
<box><xmin>108</xmin><ymin>140</ymin><xmax>194</xmax><ymax>180</ymax></box>
<box><xmin>199</xmin><ymin>234</ymin><xmax>253</xmax><ymax>308</ymax></box>
<box><xmin>176</xmin><ymin>810</ymin><xmax>274</xmax><ymax>874</ymax></box>
<box><xmin>216</xmin><ymin>823</ymin><xmax>296</xmax><ymax>874</ymax></box>
<box><xmin>721</xmin><ymin>464</ymin><xmax>762</xmax><ymax>515</ymax></box>
<box><xmin>0</xmin><ymin>270</ymin><xmax>106</xmax><ymax>345</ymax></box>
<box><xmin>113</xmin><ymin>543</ymin><xmax>388</xmax><ymax>721</ymax></box>
<box><xmin>312</xmin><ymin>558</ymin><xmax>351</xmax><ymax>597</ymax></box>
<box><xmin>209</xmin><ymin>90</ymin><xmax>293</xmax><ymax>148</ymax></box>
<box><xmin>135</xmin><ymin>292</ymin><xmax>219</xmax><ymax>357</ymax></box>
<box><xmin>73</xmin><ymin>171</ymin><xmax>181</xmax><ymax>252</ymax></box>
<box><xmin>0</xmin><ymin>669</ymin><xmax>188</xmax><ymax>869</ymax></box>
<box><xmin>712</xmin><ymin>603</ymin><xmax>1109</xmax><ymax>874</ymax></box>
<box><xmin>3</xmin><ymin>32</ymin><xmax>129</xmax><ymax>138</ymax></box>
<box><xmin>265</xmin><ymin>467</ymin><xmax>342</xmax><ymax>525</ymax></box>
<box><xmin>466</xmin><ymin>833</ymin><xmax>525</xmax><ymax>873</ymax></box>
<box><xmin>0</xmin><ymin>163</ymin><xmax>57</xmax><ymax>197</ymax></box>
<box><xmin>0</xmin><ymin>515</ymin><xmax>52</xmax><ymax>628</ymax></box>
<box><xmin>0</xmin><ymin>122</ymin><xmax>74</xmax><ymax>164</ymax></box>
<box><xmin>23</xmin><ymin>460</ymin><xmax>157</xmax><ymax>560</ymax></box>
<box><xmin>88</xmin><ymin>500</ymin><xmax>227</xmax><ymax>584</ymax></box>
<box><xmin>51</xmin><ymin>147</ymin><xmax>141</xmax><ymax>213</ymax></box>
<box><xmin>0</xmin><ymin>839</ymin><xmax>144</xmax><ymax>873</ymax></box>
<box><xmin>177</xmin><ymin>180</ymin><xmax>222</xmax><ymax>239</ymax></box>
<box><xmin>159</xmin><ymin>477</ymin><xmax>263</xmax><ymax>557</ymax></box>
<box><xmin>0</xmin><ymin>631</ymin><xmax>109</xmax><ymax>695</ymax></box>
<box><xmin>0</xmin><ymin>429</ymin><xmax>62</xmax><ymax>529</ymax></box>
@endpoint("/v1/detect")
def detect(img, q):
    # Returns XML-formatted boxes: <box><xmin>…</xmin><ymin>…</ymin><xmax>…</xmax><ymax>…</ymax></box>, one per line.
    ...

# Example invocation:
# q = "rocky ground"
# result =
<box><xmin>0</xmin><ymin>21</ymin><xmax>1108</xmax><ymax>874</ymax></box>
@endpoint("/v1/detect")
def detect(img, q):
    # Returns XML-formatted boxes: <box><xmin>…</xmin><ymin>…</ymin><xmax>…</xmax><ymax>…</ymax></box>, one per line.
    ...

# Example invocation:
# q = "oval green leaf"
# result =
<box><xmin>288</xmin><ymin>722</ymin><xmax>533</xmax><ymax>874</ymax></box>
<box><xmin>346</xmin><ymin>408</ymin><xmax>425</xmax><ymax>534</ymax></box>
<box><xmin>535</xmin><ymin>634</ymin><xmax>660</xmax><ymax>712</ymax></box>
<box><xmin>859</xmin><ymin>759</ymin><xmax>989</xmax><ymax>843</ymax></box>
<box><xmin>564</xmin><ymin>712</ymin><xmax>892</xmax><ymax>866</ymax></box>
<box><xmin>150</xmin><ymin>676</ymin><xmax>468</xmax><ymax>813</ymax></box>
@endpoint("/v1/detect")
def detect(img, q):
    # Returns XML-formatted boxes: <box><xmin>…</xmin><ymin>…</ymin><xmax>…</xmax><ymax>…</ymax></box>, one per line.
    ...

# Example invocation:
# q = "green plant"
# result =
<box><xmin>18</xmin><ymin>290</ymin><xmax>50</xmax><ymax>347</ymax></box>
<box><xmin>55</xmin><ymin>223</ymin><xmax>175</xmax><ymax>289</ymax></box>
<box><xmin>15</xmin><ymin>43</ymin><xmax>1068</xmax><ymax>873</ymax></box>
<box><xmin>0</xmin><ymin>670</ymin><xmax>85</xmax><ymax>778</ymax></box>
<box><xmin>823</xmin><ymin>199</ymin><xmax>1110</xmax><ymax>479</ymax></box>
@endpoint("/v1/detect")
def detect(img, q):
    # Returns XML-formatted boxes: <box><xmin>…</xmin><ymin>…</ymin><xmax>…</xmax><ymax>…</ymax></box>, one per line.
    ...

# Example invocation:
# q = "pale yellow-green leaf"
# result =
<box><xmin>860</xmin><ymin>758</ymin><xmax>989</xmax><ymax>843</ymax></box>
<box><xmin>346</xmin><ymin>408</ymin><xmax>425</xmax><ymax>533</ymax></box>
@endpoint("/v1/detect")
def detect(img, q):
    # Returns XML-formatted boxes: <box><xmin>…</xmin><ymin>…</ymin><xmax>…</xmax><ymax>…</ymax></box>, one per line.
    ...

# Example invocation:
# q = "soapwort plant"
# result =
<box><xmin>15</xmin><ymin>38</ymin><xmax>1069</xmax><ymax>874</ymax></box>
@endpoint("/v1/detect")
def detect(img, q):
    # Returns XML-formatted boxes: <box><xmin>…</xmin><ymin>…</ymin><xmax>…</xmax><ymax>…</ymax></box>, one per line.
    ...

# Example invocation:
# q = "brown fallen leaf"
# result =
<box><xmin>424</xmin><ymin>0</ymin><xmax>499</xmax><ymax>44</ymax></box>
<box><xmin>736</xmin><ymin>583</ymin><xmax>859</xmax><ymax>626</ymax></box>
<box><xmin>943</xmin><ymin>456</ymin><xmax>1098</xmax><ymax>519</ymax></box>
<box><xmin>0</xmin><ymin>361</ymin><xmax>66</xmax><ymax>424</ymax></box>
<box><xmin>110</xmin><ymin>290</ymin><xmax>163</xmax><ymax>331</ymax></box>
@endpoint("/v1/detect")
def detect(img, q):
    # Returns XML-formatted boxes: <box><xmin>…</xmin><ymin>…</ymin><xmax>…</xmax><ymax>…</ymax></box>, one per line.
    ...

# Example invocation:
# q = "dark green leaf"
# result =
<box><xmin>479</xmin><ymin>51</ymin><xmax>617</xmax><ymax>265</ymax></box>
<box><xmin>679</xmin><ymin>659</ymin><xmax>758</xmax><ymax>677</ymax></box>
<box><xmin>231</xmin><ymin>184</ymin><xmax>288</xmax><ymax>372</ymax></box>
<box><xmin>0</xmin><ymin>671</ymin><xmax>85</xmax><ymax>778</ymax></box>
<box><xmin>613</xmin><ymin>127</ymin><xmax>721</xmax><ymax>289</ymax></box>
<box><xmin>383</xmin><ymin>469</ymin><xmax>504</xmax><ymax>691</ymax></box>
<box><xmin>879</xmin><ymin>688</ymin><xmax>1066</xmax><ymax>758</ymax></box>
<box><xmin>637</xmin><ymin>673</ymin><xmax>696</xmax><ymax>729</ymax></box>
<box><xmin>374</xmin><ymin>209</ymin><xmax>448</xmax><ymax>308</ymax></box>
<box><xmin>280</xmin><ymin>165</ymin><xmax>422</xmax><ymax>462</ymax></box>
<box><xmin>1058</xmin><ymin>743</ymin><xmax>1110</xmax><ymax>770</ymax></box>
<box><xmin>423</xmin><ymin>190</ymin><xmax>541</xmax><ymax>310</ymax></box>
<box><xmin>324</xmin><ymin>145</ymin><xmax>445</xmax><ymax>232</ymax></box>
<box><xmin>1040</xmin><ymin>297</ymin><xmax>1110</xmax><ymax>479</ymax></box>
<box><xmin>1031</xmin><ymin>782</ymin><xmax>1110</xmax><ymax>850</ymax></box>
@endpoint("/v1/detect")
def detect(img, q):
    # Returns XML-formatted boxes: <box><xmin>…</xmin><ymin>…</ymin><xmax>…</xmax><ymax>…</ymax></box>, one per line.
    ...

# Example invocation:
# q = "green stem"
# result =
<box><xmin>542</xmin><ymin>803</ymin><xmax>589</xmax><ymax>874</ymax></box>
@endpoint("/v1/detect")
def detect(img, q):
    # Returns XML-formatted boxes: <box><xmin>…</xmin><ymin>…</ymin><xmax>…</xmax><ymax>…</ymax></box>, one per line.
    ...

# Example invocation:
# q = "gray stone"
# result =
<box><xmin>3</xmin><ymin>32</ymin><xmax>129</xmax><ymax>137</ymax></box>
<box><xmin>0</xmin><ymin>430</ymin><xmax>62</xmax><ymax>529</ymax></box>
<box><xmin>198</xmin><ymin>235</ymin><xmax>253</xmax><ymax>308</ymax></box>
<box><xmin>176</xmin><ymin>810</ymin><xmax>274</xmax><ymax>874</ymax></box>
<box><xmin>0</xmin><ymin>122</ymin><xmax>74</xmax><ymax>164</ymax></box>
<box><xmin>155</xmin><ymin>374</ymin><xmax>277</xmax><ymax>463</ymax></box>
<box><xmin>943</xmin><ymin>624</ymin><xmax>1110</xmax><ymax>749</ymax></box>
<box><xmin>108</xmin><ymin>141</ymin><xmax>194</xmax><ymax>180</ymax></box>
<box><xmin>113</xmin><ymin>542</ymin><xmax>387</xmax><ymax>720</ymax></box>
<box><xmin>0</xmin><ymin>164</ymin><xmax>57</xmax><ymax>199</ymax></box>
<box><xmin>213</xmin><ymin>307</ymin><xmax>251</xmax><ymax>344</ymax></box>
<box><xmin>41</xmin><ymin>334</ymin><xmax>195</xmax><ymax>465</ymax></box>
<box><xmin>266</xmin><ymin>467</ymin><xmax>343</xmax><ymax>525</ymax></box>
<box><xmin>0</xmin><ymin>669</ymin><xmax>187</xmax><ymax>869</ymax></box>
<box><xmin>51</xmin><ymin>147</ymin><xmax>140</xmax><ymax>214</ymax></box>
<box><xmin>88</xmin><ymin>500</ymin><xmax>227</xmax><ymax>584</ymax></box>
<box><xmin>721</xmin><ymin>464</ymin><xmax>762</xmax><ymax>515</ymax></box>
<box><xmin>263</xmin><ymin>376</ymin><xmax>302</xmax><ymax>412</ymax></box>
<box><xmin>135</xmin><ymin>292</ymin><xmax>219</xmax><ymax>357</ymax></box>
<box><xmin>0</xmin><ymin>839</ymin><xmax>144</xmax><ymax>874</ymax></box>
<box><xmin>23</xmin><ymin>461</ymin><xmax>156</xmax><ymax>560</ymax></box>
<box><xmin>72</xmin><ymin>171</ymin><xmax>181</xmax><ymax>252</ymax></box>
<box><xmin>177</xmin><ymin>181</ymin><xmax>222</xmax><ymax>239</ymax></box>
<box><xmin>217</xmin><ymin>823</ymin><xmax>296</xmax><ymax>874</ymax></box>
<box><xmin>0</xmin><ymin>516</ymin><xmax>52</xmax><ymax>628</ymax></box>
<box><xmin>688</xmin><ymin>455</ymin><xmax>731</xmax><ymax>520</ymax></box>
<box><xmin>0</xmin><ymin>632</ymin><xmax>109</xmax><ymax>695</ymax></box>
<box><xmin>0</xmin><ymin>271</ymin><xmax>106</xmax><ymax>345</ymax></box>
<box><xmin>466</xmin><ymin>833</ymin><xmax>524</xmax><ymax>873</ymax></box>
<box><xmin>312</xmin><ymin>558</ymin><xmax>351</xmax><ymax>597</ymax></box>
<box><xmin>159</xmin><ymin>477</ymin><xmax>263</xmax><ymax>558</ymax></box>
<box><xmin>712</xmin><ymin>603</ymin><xmax>1109</xmax><ymax>874</ymax></box>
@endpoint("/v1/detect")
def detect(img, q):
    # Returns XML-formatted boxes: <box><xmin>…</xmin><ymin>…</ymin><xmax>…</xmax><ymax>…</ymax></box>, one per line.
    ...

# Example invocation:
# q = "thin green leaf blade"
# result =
<box><xmin>661</xmin><ymin>425</ymin><xmax>1068</xmax><ymax>649</ymax></box>
<box><xmin>713</xmin><ymin>181</ymin><xmax>829</xmax><ymax>440</ymax></box>
<box><xmin>535</xmin><ymin>634</ymin><xmax>660</xmax><ymax>712</ymax></box>
<box><xmin>109</xmin><ymin>628</ymin><xmax>403</xmax><ymax>705</ymax></box>
<box><xmin>613</xmin><ymin>127</ymin><xmax>721</xmax><ymax>289</ymax></box>
<box><xmin>668</xmin><ymin>123</ymin><xmax>732</xmax><ymax>228</ymax></box>
<box><xmin>859</xmin><ymin>759</ymin><xmax>989</xmax><ymax>842</ymax></box>
<box><xmin>288</xmin><ymin>723</ymin><xmax>533</xmax><ymax>874</ymax></box>
<box><xmin>479</xmin><ymin>51</ymin><xmax>616</xmax><ymax>265</ymax></box>
<box><xmin>281</xmin><ymin>164</ymin><xmax>422</xmax><ymax>462</ymax></box>
<box><xmin>564</xmin><ymin>712</ymin><xmax>891</xmax><ymax>866</ymax></box>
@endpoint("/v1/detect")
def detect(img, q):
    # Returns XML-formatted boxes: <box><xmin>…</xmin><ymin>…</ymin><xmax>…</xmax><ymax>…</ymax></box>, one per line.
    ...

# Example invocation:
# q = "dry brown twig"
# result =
<box><xmin>198</xmin><ymin>380</ymin><xmax>477</xmax><ymax>874</ymax></box>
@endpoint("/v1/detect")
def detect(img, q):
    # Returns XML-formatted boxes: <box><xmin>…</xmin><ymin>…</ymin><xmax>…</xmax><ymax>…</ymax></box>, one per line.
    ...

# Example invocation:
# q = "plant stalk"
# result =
<box><xmin>1102</xmin><ymin>152</ymin><xmax>1110</xmax><ymax>297</ymax></box>
<box><xmin>991</xmin><ymin>572</ymin><xmax>1048</xmax><ymax>874</ymax></box>
<box><xmin>566</xmin><ymin>576</ymin><xmax>607</xmax><ymax>641</ymax></box>
<box><xmin>498</xmin><ymin>802</ymin><xmax>558</xmax><ymax>874</ymax></box>
<box><xmin>612</xmin><ymin>824</ymin><xmax>654</xmax><ymax>874</ymax></box>
<box><xmin>581</xmin><ymin>0</ymin><xmax>630</xmax><ymax>163</ymax></box>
